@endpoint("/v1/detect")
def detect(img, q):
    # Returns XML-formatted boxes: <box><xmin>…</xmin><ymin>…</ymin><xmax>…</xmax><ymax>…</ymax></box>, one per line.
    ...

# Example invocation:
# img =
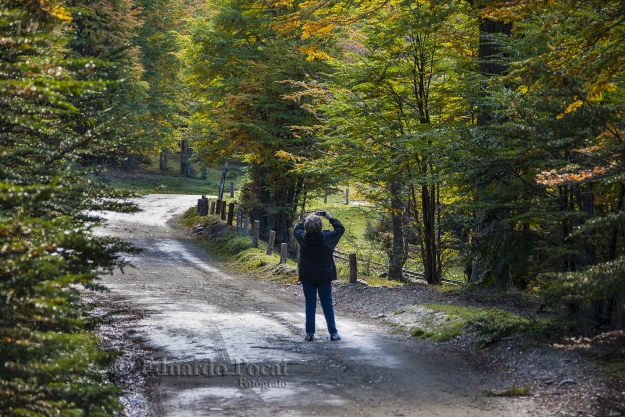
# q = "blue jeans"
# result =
<box><xmin>302</xmin><ymin>283</ymin><xmax>337</xmax><ymax>335</ymax></box>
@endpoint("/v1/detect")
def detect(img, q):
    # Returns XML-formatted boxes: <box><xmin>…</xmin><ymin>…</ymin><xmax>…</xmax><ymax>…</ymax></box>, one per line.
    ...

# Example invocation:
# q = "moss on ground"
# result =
<box><xmin>406</xmin><ymin>303</ymin><xmax>552</xmax><ymax>345</ymax></box>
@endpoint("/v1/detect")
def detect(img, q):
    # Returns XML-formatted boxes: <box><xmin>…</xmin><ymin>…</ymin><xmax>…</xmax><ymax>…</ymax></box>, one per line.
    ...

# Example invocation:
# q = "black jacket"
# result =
<box><xmin>294</xmin><ymin>217</ymin><xmax>345</xmax><ymax>285</ymax></box>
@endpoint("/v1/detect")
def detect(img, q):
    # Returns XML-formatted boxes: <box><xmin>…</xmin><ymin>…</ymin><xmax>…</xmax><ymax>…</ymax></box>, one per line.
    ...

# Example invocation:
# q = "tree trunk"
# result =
<box><xmin>470</xmin><ymin>17</ymin><xmax>513</xmax><ymax>283</ymax></box>
<box><xmin>241</xmin><ymin>164</ymin><xmax>302</xmax><ymax>247</ymax></box>
<box><xmin>180</xmin><ymin>139</ymin><xmax>191</xmax><ymax>177</ymax></box>
<box><xmin>478</xmin><ymin>19</ymin><xmax>513</xmax><ymax>78</ymax></box>
<box><xmin>608</xmin><ymin>184</ymin><xmax>624</xmax><ymax>328</ymax></box>
<box><xmin>159</xmin><ymin>149</ymin><xmax>170</xmax><ymax>171</ymax></box>
<box><xmin>388</xmin><ymin>181</ymin><xmax>406</xmax><ymax>281</ymax></box>
<box><xmin>610</xmin><ymin>183</ymin><xmax>624</xmax><ymax>260</ymax></box>
<box><xmin>422</xmin><ymin>183</ymin><xmax>439</xmax><ymax>284</ymax></box>
<box><xmin>611</xmin><ymin>292</ymin><xmax>623</xmax><ymax>330</ymax></box>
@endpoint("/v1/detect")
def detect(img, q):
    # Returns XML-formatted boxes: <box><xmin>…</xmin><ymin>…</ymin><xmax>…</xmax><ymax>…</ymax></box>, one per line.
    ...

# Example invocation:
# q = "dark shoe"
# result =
<box><xmin>330</xmin><ymin>333</ymin><xmax>341</xmax><ymax>341</ymax></box>
<box><xmin>305</xmin><ymin>333</ymin><xmax>314</xmax><ymax>341</ymax></box>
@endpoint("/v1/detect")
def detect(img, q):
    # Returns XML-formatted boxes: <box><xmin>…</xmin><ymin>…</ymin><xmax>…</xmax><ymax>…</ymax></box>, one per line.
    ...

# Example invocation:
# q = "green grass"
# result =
<box><xmin>180</xmin><ymin>208</ymin><xmax>300</xmax><ymax>282</ymax></box>
<box><xmin>103</xmin><ymin>172</ymin><xmax>215</xmax><ymax>194</ymax></box>
<box><xmin>99</xmin><ymin>154</ymin><xmax>245</xmax><ymax>195</ymax></box>
<box><xmin>408</xmin><ymin>304</ymin><xmax>473</xmax><ymax>342</ymax></box>
<box><xmin>303</xmin><ymin>189</ymin><xmax>375</xmax><ymax>253</ymax></box>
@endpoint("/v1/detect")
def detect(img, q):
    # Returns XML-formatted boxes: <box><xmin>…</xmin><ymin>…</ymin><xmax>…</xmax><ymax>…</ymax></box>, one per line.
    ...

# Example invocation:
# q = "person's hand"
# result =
<box><xmin>324</xmin><ymin>211</ymin><xmax>333</xmax><ymax>219</ymax></box>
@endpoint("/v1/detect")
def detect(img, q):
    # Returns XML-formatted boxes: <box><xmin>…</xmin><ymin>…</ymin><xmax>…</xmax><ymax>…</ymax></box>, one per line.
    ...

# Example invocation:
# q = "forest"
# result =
<box><xmin>1</xmin><ymin>0</ymin><xmax>624</xmax><ymax>414</ymax></box>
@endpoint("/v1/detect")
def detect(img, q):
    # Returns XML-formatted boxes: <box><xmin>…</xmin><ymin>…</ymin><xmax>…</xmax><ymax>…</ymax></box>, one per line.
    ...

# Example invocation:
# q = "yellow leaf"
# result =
<box><xmin>41</xmin><ymin>0</ymin><xmax>72</xmax><ymax>22</ymax></box>
<box><xmin>556</xmin><ymin>99</ymin><xmax>583</xmax><ymax>119</ymax></box>
<box><xmin>266</xmin><ymin>0</ymin><xmax>293</xmax><ymax>7</ymax></box>
<box><xmin>275</xmin><ymin>150</ymin><xmax>296</xmax><ymax>162</ymax></box>
<box><xmin>300</xmin><ymin>45</ymin><xmax>331</xmax><ymax>61</ymax></box>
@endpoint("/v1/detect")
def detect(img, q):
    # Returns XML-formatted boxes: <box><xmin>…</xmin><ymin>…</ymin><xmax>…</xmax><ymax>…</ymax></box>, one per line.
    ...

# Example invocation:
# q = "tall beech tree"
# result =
<box><xmin>450</xmin><ymin>1</ymin><xmax>625</xmax><ymax>327</ymax></box>
<box><xmin>182</xmin><ymin>0</ymin><xmax>331</xmax><ymax>242</ymax></box>
<box><xmin>295</xmin><ymin>1</ymin><xmax>472</xmax><ymax>282</ymax></box>
<box><xmin>465</xmin><ymin>0</ymin><xmax>513</xmax><ymax>283</ymax></box>
<box><xmin>503</xmin><ymin>1</ymin><xmax>625</xmax><ymax>327</ymax></box>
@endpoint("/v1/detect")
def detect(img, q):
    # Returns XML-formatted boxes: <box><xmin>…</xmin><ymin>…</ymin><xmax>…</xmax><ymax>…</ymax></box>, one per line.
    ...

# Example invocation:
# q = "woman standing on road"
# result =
<box><xmin>294</xmin><ymin>211</ymin><xmax>345</xmax><ymax>342</ymax></box>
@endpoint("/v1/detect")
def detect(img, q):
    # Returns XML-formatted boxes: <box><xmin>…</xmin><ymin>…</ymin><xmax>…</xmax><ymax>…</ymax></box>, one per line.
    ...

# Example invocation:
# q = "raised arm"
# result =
<box><xmin>323</xmin><ymin>212</ymin><xmax>344</xmax><ymax>245</ymax></box>
<box><xmin>293</xmin><ymin>218</ymin><xmax>306</xmax><ymax>243</ymax></box>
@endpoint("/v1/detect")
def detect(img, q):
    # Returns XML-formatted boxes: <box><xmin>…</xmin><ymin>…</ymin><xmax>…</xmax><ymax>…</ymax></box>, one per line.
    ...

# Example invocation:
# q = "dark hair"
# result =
<box><xmin>304</xmin><ymin>214</ymin><xmax>322</xmax><ymax>234</ymax></box>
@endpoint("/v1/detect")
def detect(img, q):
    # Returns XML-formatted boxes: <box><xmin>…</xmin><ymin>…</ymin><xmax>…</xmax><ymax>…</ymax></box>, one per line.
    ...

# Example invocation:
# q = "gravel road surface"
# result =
<box><xmin>95</xmin><ymin>194</ymin><xmax>536</xmax><ymax>417</ymax></box>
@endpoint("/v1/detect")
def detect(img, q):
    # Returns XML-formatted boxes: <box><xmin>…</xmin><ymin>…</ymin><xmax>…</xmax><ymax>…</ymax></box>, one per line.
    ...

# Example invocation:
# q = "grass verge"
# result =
<box><xmin>180</xmin><ymin>208</ymin><xmax>299</xmax><ymax>283</ymax></box>
<box><xmin>408</xmin><ymin>303</ymin><xmax>552</xmax><ymax>345</ymax></box>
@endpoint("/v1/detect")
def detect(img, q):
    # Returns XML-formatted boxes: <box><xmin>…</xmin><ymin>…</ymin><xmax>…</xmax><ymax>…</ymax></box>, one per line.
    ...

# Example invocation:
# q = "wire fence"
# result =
<box><xmin>332</xmin><ymin>249</ymin><xmax>464</xmax><ymax>285</ymax></box>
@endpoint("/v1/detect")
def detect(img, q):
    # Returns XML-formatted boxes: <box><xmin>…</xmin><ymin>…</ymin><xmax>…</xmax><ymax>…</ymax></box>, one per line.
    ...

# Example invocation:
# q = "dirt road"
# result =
<box><xmin>95</xmin><ymin>194</ymin><xmax>537</xmax><ymax>417</ymax></box>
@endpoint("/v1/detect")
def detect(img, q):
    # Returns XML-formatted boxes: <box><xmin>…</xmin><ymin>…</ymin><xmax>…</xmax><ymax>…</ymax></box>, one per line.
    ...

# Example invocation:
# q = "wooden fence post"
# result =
<box><xmin>210</xmin><ymin>201</ymin><xmax>215</xmax><ymax>215</ymax></box>
<box><xmin>349</xmin><ymin>253</ymin><xmax>357</xmax><ymax>283</ymax></box>
<box><xmin>220</xmin><ymin>201</ymin><xmax>227</xmax><ymax>221</ymax></box>
<box><xmin>216</xmin><ymin>199</ymin><xmax>222</xmax><ymax>215</ymax></box>
<box><xmin>244</xmin><ymin>218</ymin><xmax>250</xmax><ymax>236</ymax></box>
<box><xmin>227</xmin><ymin>202</ymin><xmax>235</xmax><ymax>226</ymax></box>
<box><xmin>252</xmin><ymin>220</ymin><xmax>260</xmax><ymax>248</ymax></box>
<box><xmin>230</xmin><ymin>181</ymin><xmax>235</xmax><ymax>198</ymax></box>
<box><xmin>197</xmin><ymin>199</ymin><xmax>209</xmax><ymax>216</ymax></box>
<box><xmin>280</xmin><ymin>243</ymin><xmax>288</xmax><ymax>264</ymax></box>
<box><xmin>236</xmin><ymin>210</ymin><xmax>243</xmax><ymax>232</ymax></box>
<box><xmin>324</xmin><ymin>193</ymin><xmax>328</xmax><ymax>204</ymax></box>
<box><xmin>345</xmin><ymin>188</ymin><xmax>349</xmax><ymax>205</ymax></box>
<box><xmin>266</xmin><ymin>230</ymin><xmax>276</xmax><ymax>255</ymax></box>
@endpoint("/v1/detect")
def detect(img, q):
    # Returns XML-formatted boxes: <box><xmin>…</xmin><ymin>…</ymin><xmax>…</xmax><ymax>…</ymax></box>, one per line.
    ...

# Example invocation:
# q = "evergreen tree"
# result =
<box><xmin>1</xmin><ymin>1</ymin><xmax>137</xmax><ymax>414</ymax></box>
<box><xmin>66</xmin><ymin>0</ymin><xmax>150</xmax><ymax>168</ymax></box>
<box><xmin>454</xmin><ymin>1</ymin><xmax>625</xmax><ymax>327</ymax></box>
